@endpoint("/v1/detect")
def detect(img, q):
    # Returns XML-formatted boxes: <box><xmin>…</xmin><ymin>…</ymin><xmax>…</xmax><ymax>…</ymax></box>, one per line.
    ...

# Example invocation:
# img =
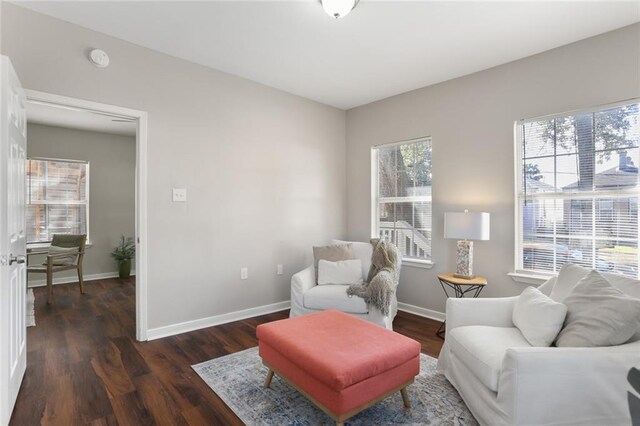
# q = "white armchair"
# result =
<box><xmin>289</xmin><ymin>240</ymin><xmax>399</xmax><ymax>329</ymax></box>
<box><xmin>437</xmin><ymin>272</ymin><xmax>640</xmax><ymax>426</ymax></box>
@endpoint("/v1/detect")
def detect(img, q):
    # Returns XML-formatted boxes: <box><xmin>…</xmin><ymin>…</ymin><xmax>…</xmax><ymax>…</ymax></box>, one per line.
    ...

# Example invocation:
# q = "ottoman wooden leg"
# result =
<box><xmin>264</xmin><ymin>369</ymin><xmax>274</xmax><ymax>388</ymax></box>
<box><xmin>400</xmin><ymin>387</ymin><xmax>411</xmax><ymax>409</ymax></box>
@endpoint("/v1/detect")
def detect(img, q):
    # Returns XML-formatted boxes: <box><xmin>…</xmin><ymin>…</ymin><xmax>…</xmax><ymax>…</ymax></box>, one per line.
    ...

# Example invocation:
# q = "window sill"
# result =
<box><xmin>507</xmin><ymin>272</ymin><xmax>553</xmax><ymax>286</ymax></box>
<box><xmin>402</xmin><ymin>258</ymin><xmax>435</xmax><ymax>269</ymax></box>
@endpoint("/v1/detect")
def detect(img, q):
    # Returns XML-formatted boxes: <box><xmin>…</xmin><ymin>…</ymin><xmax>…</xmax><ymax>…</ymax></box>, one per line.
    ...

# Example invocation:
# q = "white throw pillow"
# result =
<box><xmin>512</xmin><ymin>286</ymin><xmax>567</xmax><ymax>347</ymax></box>
<box><xmin>317</xmin><ymin>259</ymin><xmax>363</xmax><ymax>285</ymax></box>
<box><xmin>555</xmin><ymin>270</ymin><xmax>640</xmax><ymax>347</ymax></box>
<box><xmin>332</xmin><ymin>239</ymin><xmax>373</xmax><ymax>281</ymax></box>
<box><xmin>549</xmin><ymin>263</ymin><xmax>590</xmax><ymax>302</ymax></box>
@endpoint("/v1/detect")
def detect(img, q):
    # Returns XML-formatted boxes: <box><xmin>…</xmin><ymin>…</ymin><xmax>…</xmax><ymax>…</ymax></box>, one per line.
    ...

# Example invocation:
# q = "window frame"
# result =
<box><xmin>26</xmin><ymin>156</ymin><xmax>91</xmax><ymax>246</ymax></box>
<box><xmin>371</xmin><ymin>136</ymin><xmax>434</xmax><ymax>268</ymax></box>
<box><xmin>513</xmin><ymin>99</ymin><xmax>640</xmax><ymax>279</ymax></box>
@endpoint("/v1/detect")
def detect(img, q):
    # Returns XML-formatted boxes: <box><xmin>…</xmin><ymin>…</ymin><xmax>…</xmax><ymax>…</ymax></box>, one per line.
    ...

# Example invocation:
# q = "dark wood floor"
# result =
<box><xmin>10</xmin><ymin>278</ymin><xmax>444</xmax><ymax>425</ymax></box>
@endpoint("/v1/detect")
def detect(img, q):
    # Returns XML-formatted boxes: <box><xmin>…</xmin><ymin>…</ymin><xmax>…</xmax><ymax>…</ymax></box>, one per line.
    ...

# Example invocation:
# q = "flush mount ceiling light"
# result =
<box><xmin>321</xmin><ymin>0</ymin><xmax>359</xmax><ymax>19</ymax></box>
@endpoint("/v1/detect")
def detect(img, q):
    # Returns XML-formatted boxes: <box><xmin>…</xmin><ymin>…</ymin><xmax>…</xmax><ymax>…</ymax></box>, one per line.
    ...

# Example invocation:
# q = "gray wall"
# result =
<box><xmin>346</xmin><ymin>23</ymin><xmax>640</xmax><ymax>314</ymax></box>
<box><xmin>4</xmin><ymin>3</ymin><xmax>637</xmax><ymax>327</ymax></box>
<box><xmin>2</xmin><ymin>4</ymin><xmax>347</xmax><ymax>329</ymax></box>
<box><xmin>26</xmin><ymin>123</ymin><xmax>135</xmax><ymax>285</ymax></box>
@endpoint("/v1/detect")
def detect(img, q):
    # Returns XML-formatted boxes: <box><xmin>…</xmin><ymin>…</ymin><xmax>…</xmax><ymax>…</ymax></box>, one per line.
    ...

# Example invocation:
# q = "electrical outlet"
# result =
<box><xmin>277</xmin><ymin>264</ymin><xmax>283</xmax><ymax>275</ymax></box>
<box><xmin>172</xmin><ymin>188</ymin><xmax>187</xmax><ymax>202</ymax></box>
<box><xmin>240</xmin><ymin>267</ymin><xmax>248</xmax><ymax>280</ymax></box>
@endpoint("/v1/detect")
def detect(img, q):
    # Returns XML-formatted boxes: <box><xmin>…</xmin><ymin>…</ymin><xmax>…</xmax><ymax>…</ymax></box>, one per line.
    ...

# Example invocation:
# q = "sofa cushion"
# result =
<box><xmin>304</xmin><ymin>285</ymin><xmax>368</xmax><ymax>314</ymax></box>
<box><xmin>332</xmin><ymin>240</ymin><xmax>373</xmax><ymax>281</ymax></box>
<box><xmin>313</xmin><ymin>244</ymin><xmax>356</xmax><ymax>284</ymax></box>
<box><xmin>604</xmin><ymin>272</ymin><xmax>640</xmax><ymax>299</ymax></box>
<box><xmin>550</xmin><ymin>263</ymin><xmax>590</xmax><ymax>302</ymax></box>
<box><xmin>448</xmin><ymin>326</ymin><xmax>531</xmax><ymax>392</ymax></box>
<box><xmin>512</xmin><ymin>286</ymin><xmax>567</xmax><ymax>347</ymax></box>
<box><xmin>318</xmin><ymin>259</ymin><xmax>363</xmax><ymax>285</ymax></box>
<box><xmin>555</xmin><ymin>270</ymin><xmax>640</xmax><ymax>347</ymax></box>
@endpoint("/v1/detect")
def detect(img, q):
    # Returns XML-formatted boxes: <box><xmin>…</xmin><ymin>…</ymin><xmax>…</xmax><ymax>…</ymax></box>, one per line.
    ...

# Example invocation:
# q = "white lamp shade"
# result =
<box><xmin>321</xmin><ymin>0</ymin><xmax>356</xmax><ymax>18</ymax></box>
<box><xmin>444</xmin><ymin>212</ymin><xmax>490</xmax><ymax>241</ymax></box>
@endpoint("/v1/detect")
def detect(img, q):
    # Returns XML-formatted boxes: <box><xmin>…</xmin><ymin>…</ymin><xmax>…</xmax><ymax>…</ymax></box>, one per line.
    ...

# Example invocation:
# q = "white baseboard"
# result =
<box><xmin>146</xmin><ymin>300</ymin><xmax>291</xmax><ymax>341</ymax></box>
<box><xmin>398</xmin><ymin>302</ymin><xmax>445</xmax><ymax>322</ymax></box>
<box><xmin>28</xmin><ymin>271</ymin><xmax>136</xmax><ymax>288</ymax></box>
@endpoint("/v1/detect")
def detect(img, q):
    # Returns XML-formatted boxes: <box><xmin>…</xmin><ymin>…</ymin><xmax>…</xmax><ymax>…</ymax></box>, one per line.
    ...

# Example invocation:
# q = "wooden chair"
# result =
<box><xmin>27</xmin><ymin>234</ymin><xmax>87</xmax><ymax>304</ymax></box>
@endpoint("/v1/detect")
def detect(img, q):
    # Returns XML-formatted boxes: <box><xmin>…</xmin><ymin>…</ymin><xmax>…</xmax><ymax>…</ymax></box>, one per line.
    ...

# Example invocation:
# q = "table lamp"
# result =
<box><xmin>444</xmin><ymin>210</ymin><xmax>490</xmax><ymax>279</ymax></box>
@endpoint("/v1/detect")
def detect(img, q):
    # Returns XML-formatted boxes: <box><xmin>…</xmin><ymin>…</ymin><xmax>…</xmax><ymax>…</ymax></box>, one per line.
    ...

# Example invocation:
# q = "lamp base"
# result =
<box><xmin>453</xmin><ymin>273</ymin><xmax>476</xmax><ymax>280</ymax></box>
<box><xmin>455</xmin><ymin>240</ymin><xmax>474</xmax><ymax>279</ymax></box>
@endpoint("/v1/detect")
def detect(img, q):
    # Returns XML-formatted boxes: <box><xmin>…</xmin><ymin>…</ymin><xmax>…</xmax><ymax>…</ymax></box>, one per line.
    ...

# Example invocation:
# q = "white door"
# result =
<box><xmin>0</xmin><ymin>56</ymin><xmax>27</xmax><ymax>426</ymax></box>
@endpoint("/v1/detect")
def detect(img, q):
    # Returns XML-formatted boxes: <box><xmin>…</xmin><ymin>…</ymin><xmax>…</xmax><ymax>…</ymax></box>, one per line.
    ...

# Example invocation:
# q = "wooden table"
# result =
<box><xmin>436</xmin><ymin>273</ymin><xmax>487</xmax><ymax>339</ymax></box>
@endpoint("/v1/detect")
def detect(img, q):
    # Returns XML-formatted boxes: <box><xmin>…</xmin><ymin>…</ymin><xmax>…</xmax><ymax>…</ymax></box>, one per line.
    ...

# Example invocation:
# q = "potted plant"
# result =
<box><xmin>111</xmin><ymin>236</ymin><xmax>135</xmax><ymax>278</ymax></box>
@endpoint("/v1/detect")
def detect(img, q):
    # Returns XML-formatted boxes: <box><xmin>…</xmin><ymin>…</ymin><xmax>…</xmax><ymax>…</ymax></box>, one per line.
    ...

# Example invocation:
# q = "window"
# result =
<box><xmin>26</xmin><ymin>158</ymin><xmax>89</xmax><ymax>244</ymax></box>
<box><xmin>516</xmin><ymin>102</ymin><xmax>639</xmax><ymax>278</ymax></box>
<box><xmin>373</xmin><ymin>137</ymin><xmax>432</xmax><ymax>261</ymax></box>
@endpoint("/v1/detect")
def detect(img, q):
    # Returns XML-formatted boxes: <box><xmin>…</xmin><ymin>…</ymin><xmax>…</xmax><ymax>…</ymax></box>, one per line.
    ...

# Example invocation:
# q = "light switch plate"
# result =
<box><xmin>172</xmin><ymin>188</ymin><xmax>187</xmax><ymax>202</ymax></box>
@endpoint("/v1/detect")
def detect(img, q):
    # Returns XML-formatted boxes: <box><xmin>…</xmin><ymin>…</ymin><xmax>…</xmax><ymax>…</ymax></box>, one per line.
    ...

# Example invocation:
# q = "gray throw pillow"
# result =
<box><xmin>44</xmin><ymin>245</ymin><xmax>79</xmax><ymax>266</ymax></box>
<box><xmin>312</xmin><ymin>243</ymin><xmax>355</xmax><ymax>283</ymax></box>
<box><xmin>555</xmin><ymin>270</ymin><xmax>640</xmax><ymax>347</ymax></box>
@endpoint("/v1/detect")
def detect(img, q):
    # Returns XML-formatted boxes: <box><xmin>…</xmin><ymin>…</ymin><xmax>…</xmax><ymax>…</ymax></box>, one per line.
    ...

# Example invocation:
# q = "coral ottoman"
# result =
<box><xmin>256</xmin><ymin>309</ymin><xmax>421</xmax><ymax>425</ymax></box>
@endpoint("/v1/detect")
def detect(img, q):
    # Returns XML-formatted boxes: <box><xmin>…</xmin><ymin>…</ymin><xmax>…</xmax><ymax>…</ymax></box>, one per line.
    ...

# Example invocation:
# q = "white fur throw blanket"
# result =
<box><xmin>346</xmin><ymin>239</ymin><xmax>400</xmax><ymax>316</ymax></box>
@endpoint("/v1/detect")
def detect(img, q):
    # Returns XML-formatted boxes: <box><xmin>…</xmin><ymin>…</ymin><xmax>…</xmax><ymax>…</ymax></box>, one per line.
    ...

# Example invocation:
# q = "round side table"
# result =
<box><xmin>436</xmin><ymin>273</ymin><xmax>487</xmax><ymax>339</ymax></box>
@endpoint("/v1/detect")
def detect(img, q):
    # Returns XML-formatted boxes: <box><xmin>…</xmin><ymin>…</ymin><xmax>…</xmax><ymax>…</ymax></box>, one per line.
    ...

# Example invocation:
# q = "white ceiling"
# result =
<box><xmin>13</xmin><ymin>1</ymin><xmax>640</xmax><ymax>110</ymax></box>
<box><xmin>27</xmin><ymin>101</ymin><xmax>137</xmax><ymax>136</ymax></box>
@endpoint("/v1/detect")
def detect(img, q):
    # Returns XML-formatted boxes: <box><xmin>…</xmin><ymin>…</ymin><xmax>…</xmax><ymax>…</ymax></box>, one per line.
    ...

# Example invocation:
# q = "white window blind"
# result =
<box><xmin>26</xmin><ymin>158</ymin><xmax>89</xmax><ymax>244</ymax></box>
<box><xmin>516</xmin><ymin>102</ymin><xmax>639</xmax><ymax>278</ymax></box>
<box><xmin>373</xmin><ymin>137</ymin><xmax>432</xmax><ymax>260</ymax></box>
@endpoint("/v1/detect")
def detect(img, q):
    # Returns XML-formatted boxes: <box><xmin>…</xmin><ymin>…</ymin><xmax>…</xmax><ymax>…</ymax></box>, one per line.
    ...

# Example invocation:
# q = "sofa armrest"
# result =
<box><xmin>499</xmin><ymin>340</ymin><xmax>640</xmax><ymax>424</ymax></box>
<box><xmin>445</xmin><ymin>296</ymin><xmax>517</xmax><ymax>338</ymax></box>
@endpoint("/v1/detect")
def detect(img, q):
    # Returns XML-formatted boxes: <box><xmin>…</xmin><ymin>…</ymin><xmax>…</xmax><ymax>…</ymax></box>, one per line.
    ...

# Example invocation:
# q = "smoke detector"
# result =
<box><xmin>89</xmin><ymin>49</ymin><xmax>110</xmax><ymax>68</ymax></box>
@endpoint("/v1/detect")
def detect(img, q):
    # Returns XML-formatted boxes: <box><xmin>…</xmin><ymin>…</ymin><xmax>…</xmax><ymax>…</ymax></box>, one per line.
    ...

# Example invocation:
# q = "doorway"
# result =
<box><xmin>24</xmin><ymin>90</ymin><xmax>148</xmax><ymax>341</ymax></box>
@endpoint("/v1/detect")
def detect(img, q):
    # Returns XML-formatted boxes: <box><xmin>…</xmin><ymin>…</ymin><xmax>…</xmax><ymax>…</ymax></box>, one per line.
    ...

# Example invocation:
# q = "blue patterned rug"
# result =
<box><xmin>192</xmin><ymin>347</ymin><xmax>477</xmax><ymax>425</ymax></box>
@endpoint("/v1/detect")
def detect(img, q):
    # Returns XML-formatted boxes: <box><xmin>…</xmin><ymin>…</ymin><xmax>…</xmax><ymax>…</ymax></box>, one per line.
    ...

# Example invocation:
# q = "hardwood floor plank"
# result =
<box><xmin>109</xmin><ymin>391</ymin><xmax>155</xmax><ymax>426</ymax></box>
<box><xmin>10</xmin><ymin>349</ymin><xmax>46</xmax><ymax>425</ymax></box>
<box><xmin>91</xmin><ymin>340</ymin><xmax>136</xmax><ymax>397</ymax></box>
<box><xmin>88</xmin><ymin>414</ymin><xmax>118</xmax><ymax>426</ymax></box>
<box><xmin>11</xmin><ymin>278</ymin><xmax>444</xmax><ymax>425</ymax></box>
<box><xmin>133</xmin><ymin>374</ymin><xmax>189</xmax><ymax>426</ymax></box>
<box><xmin>69</xmin><ymin>360</ymin><xmax>114</xmax><ymax>424</ymax></box>
<box><xmin>41</xmin><ymin>373</ymin><xmax>76</xmax><ymax>426</ymax></box>
<box><xmin>110</xmin><ymin>335</ymin><xmax>152</xmax><ymax>378</ymax></box>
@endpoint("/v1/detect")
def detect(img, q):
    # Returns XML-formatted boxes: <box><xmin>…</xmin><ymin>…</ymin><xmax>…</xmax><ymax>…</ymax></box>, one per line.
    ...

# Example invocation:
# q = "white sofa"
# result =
<box><xmin>437</xmin><ymin>268</ymin><xmax>640</xmax><ymax>426</ymax></box>
<box><xmin>289</xmin><ymin>240</ymin><xmax>399</xmax><ymax>329</ymax></box>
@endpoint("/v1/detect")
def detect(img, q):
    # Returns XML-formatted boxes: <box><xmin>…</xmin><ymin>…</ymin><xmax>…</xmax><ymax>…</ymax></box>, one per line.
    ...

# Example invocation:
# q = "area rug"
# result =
<box><xmin>192</xmin><ymin>347</ymin><xmax>477</xmax><ymax>425</ymax></box>
<box><xmin>26</xmin><ymin>288</ymin><xmax>35</xmax><ymax>327</ymax></box>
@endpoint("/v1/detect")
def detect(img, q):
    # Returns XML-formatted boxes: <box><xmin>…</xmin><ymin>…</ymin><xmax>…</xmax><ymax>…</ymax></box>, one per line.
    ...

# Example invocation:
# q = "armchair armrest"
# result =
<box><xmin>45</xmin><ymin>251</ymin><xmax>83</xmax><ymax>268</ymax></box>
<box><xmin>46</xmin><ymin>251</ymin><xmax>83</xmax><ymax>259</ymax></box>
<box><xmin>290</xmin><ymin>265</ymin><xmax>315</xmax><ymax>317</ymax></box>
<box><xmin>499</xmin><ymin>340</ymin><xmax>640</xmax><ymax>424</ymax></box>
<box><xmin>445</xmin><ymin>296</ymin><xmax>517</xmax><ymax>338</ymax></box>
<box><xmin>291</xmin><ymin>265</ymin><xmax>315</xmax><ymax>297</ymax></box>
